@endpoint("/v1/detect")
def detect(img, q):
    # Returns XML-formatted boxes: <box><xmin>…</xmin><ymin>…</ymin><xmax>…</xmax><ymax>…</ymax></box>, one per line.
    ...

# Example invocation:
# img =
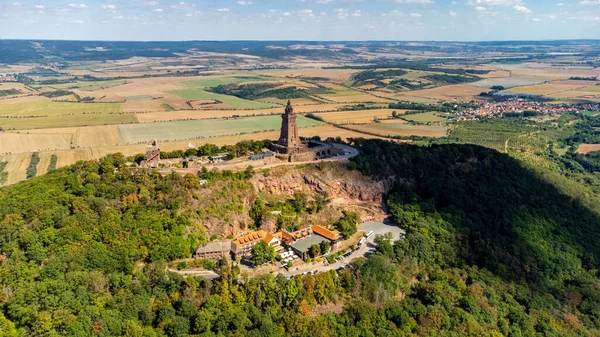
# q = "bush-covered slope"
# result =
<box><xmin>0</xmin><ymin>141</ymin><xmax>599</xmax><ymax>336</ymax></box>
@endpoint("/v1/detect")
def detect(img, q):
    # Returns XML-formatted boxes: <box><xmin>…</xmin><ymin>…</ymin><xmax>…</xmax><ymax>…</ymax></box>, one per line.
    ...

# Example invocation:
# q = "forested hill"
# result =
<box><xmin>0</xmin><ymin>141</ymin><xmax>599</xmax><ymax>336</ymax></box>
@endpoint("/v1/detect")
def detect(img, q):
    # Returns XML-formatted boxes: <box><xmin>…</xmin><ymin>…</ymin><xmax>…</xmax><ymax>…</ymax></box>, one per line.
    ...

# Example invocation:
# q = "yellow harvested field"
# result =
<box><xmin>0</xmin><ymin>153</ymin><xmax>31</xmax><ymax>186</ymax></box>
<box><xmin>315</xmin><ymin>109</ymin><xmax>405</xmax><ymax>124</ymax></box>
<box><xmin>36</xmin><ymin>152</ymin><xmax>55</xmax><ymax>176</ymax></box>
<box><xmin>0</xmin><ymin>95</ymin><xmax>47</xmax><ymax>105</ymax></box>
<box><xmin>9</xmin><ymin>125</ymin><xmax>122</xmax><ymax>151</ymax></box>
<box><xmin>257</xmin><ymin>97</ymin><xmax>318</xmax><ymax>106</ymax></box>
<box><xmin>123</xmin><ymin>99</ymin><xmax>166</xmax><ymax>112</ymax></box>
<box><xmin>319</xmin><ymin>94</ymin><xmax>393</xmax><ymax>103</ymax></box>
<box><xmin>575</xmin><ymin>85</ymin><xmax>600</xmax><ymax>93</ymax></box>
<box><xmin>346</xmin><ymin>122</ymin><xmax>448</xmax><ymax>138</ymax></box>
<box><xmin>0</xmin><ymin>124</ymin><xmax>390</xmax><ymax>186</ymax></box>
<box><xmin>265</xmin><ymin>68</ymin><xmax>359</xmax><ymax>82</ymax></box>
<box><xmin>499</xmin><ymin>63</ymin><xmax>600</xmax><ymax>80</ymax></box>
<box><xmin>0</xmin><ymin>132</ymin><xmax>71</xmax><ymax>154</ymax></box>
<box><xmin>396</xmin><ymin>84</ymin><xmax>484</xmax><ymax>101</ymax></box>
<box><xmin>135</xmin><ymin>104</ymin><xmax>351</xmax><ymax>123</ymax></box>
<box><xmin>482</xmin><ymin>70</ymin><xmax>511</xmax><ymax>78</ymax></box>
<box><xmin>506</xmin><ymin>81</ymin><xmax>593</xmax><ymax>95</ymax></box>
<box><xmin>577</xmin><ymin>144</ymin><xmax>600</xmax><ymax>154</ymax></box>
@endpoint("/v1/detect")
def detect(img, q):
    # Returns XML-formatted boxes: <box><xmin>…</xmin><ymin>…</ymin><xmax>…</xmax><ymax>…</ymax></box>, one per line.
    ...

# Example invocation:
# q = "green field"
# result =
<box><xmin>181</xmin><ymin>76</ymin><xmax>271</xmax><ymax>88</ymax></box>
<box><xmin>117</xmin><ymin>115</ymin><xmax>321</xmax><ymax>144</ymax></box>
<box><xmin>402</xmin><ymin>112</ymin><xmax>448</xmax><ymax>123</ymax></box>
<box><xmin>0</xmin><ymin>100</ymin><xmax>133</xmax><ymax>129</ymax></box>
<box><xmin>166</xmin><ymin>89</ymin><xmax>275</xmax><ymax>109</ymax></box>
<box><xmin>48</xmin><ymin>79</ymin><xmax>128</xmax><ymax>91</ymax></box>
<box><xmin>582</xmin><ymin>111</ymin><xmax>600</xmax><ymax>117</ymax></box>
<box><xmin>126</xmin><ymin>95</ymin><xmax>154</xmax><ymax>101</ymax></box>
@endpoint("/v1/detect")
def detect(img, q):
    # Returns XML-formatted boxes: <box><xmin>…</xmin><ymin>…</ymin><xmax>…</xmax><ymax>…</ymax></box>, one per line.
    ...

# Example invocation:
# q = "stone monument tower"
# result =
<box><xmin>271</xmin><ymin>100</ymin><xmax>306</xmax><ymax>154</ymax></box>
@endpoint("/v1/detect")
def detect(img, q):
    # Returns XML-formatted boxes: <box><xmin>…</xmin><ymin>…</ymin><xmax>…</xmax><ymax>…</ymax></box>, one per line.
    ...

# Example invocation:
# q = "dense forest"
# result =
<box><xmin>0</xmin><ymin>138</ymin><xmax>600</xmax><ymax>336</ymax></box>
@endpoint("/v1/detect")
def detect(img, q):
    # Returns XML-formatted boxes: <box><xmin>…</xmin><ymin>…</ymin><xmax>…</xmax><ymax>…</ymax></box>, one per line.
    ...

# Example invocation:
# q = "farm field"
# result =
<box><xmin>166</xmin><ymin>89</ymin><xmax>276</xmax><ymax>109</ymax></box>
<box><xmin>135</xmin><ymin>103</ymin><xmax>352</xmax><ymax>122</ymax></box>
<box><xmin>314</xmin><ymin>109</ymin><xmax>404</xmax><ymax>124</ymax></box>
<box><xmin>346</xmin><ymin>122</ymin><xmax>448</xmax><ymax>138</ymax></box>
<box><xmin>117</xmin><ymin>115</ymin><xmax>322</xmax><ymax>144</ymax></box>
<box><xmin>505</xmin><ymin>80</ymin><xmax>593</xmax><ymax>95</ymax></box>
<box><xmin>180</xmin><ymin>76</ymin><xmax>272</xmax><ymax>88</ymax></box>
<box><xmin>47</xmin><ymin>79</ymin><xmax>128</xmax><ymax>91</ymax></box>
<box><xmin>469</xmin><ymin>76</ymin><xmax>551</xmax><ymax>88</ymax></box>
<box><xmin>0</xmin><ymin>132</ymin><xmax>71</xmax><ymax>154</ymax></box>
<box><xmin>0</xmin><ymin>99</ymin><xmax>133</xmax><ymax>129</ymax></box>
<box><xmin>396</xmin><ymin>84</ymin><xmax>483</xmax><ymax>101</ymax></box>
<box><xmin>263</xmin><ymin>68</ymin><xmax>358</xmax><ymax>82</ymax></box>
<box><xmin>0</xmin><ymin>153</ymin><xmax>32</xmax><ymax>186</ymax></box>
<box><xmin>401</xmin><ymin>112</ymin><xmax>448</xmax><ymax>123</ymax></box>
<box><xmin>577</xmin><ymin>144</ymin><xmax>600</xmax><ymax>154</ymax></box>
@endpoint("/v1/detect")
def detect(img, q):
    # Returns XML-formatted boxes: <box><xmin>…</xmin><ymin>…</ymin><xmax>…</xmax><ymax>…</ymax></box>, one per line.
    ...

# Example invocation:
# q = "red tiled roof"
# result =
<box><xmin>311</xmin><ymin>225</ymin><xmax>341</xmax><ymax>241</ymax></box>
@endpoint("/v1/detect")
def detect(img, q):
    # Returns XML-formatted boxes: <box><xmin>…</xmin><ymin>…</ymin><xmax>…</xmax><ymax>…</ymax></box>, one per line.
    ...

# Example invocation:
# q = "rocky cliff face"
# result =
<box><xmin>251</xmin><ymin>166</ymin><xmax>394</xmax><ymax>207</ymax></box>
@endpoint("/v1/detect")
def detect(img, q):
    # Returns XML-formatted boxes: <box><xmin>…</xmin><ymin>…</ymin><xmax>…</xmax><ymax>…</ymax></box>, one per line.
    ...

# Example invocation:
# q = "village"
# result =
<box><xmin>455</xmin><ymin>98</ymin><xmax>600</xmax><ymax>121</ymax></box>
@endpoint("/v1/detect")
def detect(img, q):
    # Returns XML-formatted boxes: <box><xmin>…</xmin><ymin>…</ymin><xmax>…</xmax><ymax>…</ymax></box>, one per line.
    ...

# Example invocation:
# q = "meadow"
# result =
<box><xmin>401</xmin><ymin>112</ymin><xmax>448</xmax><ymax>123</ymax></box>
<box><xmin>47</xmin><ymin>79</ymin><xmax>128</xmax><ymax>91</ymax></box>
<box><xmin>117</xmin><ymin>115</ymin><xmax>322</xmax><ymax>144</ymax></box>
<box><xmin>346</xmin><ymin>122</ymin><xmax>448</xmax><ymax>138</ymax></box>
<box><xmin>314</xmin><ymin>109</ymin><xmax>403</xmax><ymax>124</ymax></box>
<box><xmin>0</xmin><ymin>99</ymin><xmax>133</xmax><ymax>129</ymax></box>
<box><xmin>166</xmin><ymin>88</ymin><xmax>276</xmax><ymax>109</ymax></box>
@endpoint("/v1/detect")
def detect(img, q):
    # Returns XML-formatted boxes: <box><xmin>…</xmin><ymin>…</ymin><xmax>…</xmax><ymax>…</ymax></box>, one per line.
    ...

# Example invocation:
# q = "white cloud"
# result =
<box><xmin>217</xmin><ymin>8</ymin><xmax>230</xmax><ymax>12</ymax></box>
<box><xmin>449</xmin><ymin>11</ymin><xmax>457</xmax><ymax>16</ymax></box>
<box><xmin>410</xmin><ymin>12</ymin><xmax>422</xmax><ymax>17</ymax></box>
<box><xmin>475</xmin><ymin>6</ymin><xmax>486</xmax><ymax>11</ymax></box>
<box><xmin>152</xmin><ymin>8</ymin><xmax>163</xmax><ymax>12</ymax></box>
<box><xmin>579</xmin><ymin>0</ymin><xmax>600</xmax><ymax>4</ymax></box>
<box><xmin>34</xmin><ymin>4</ymin><xmax>44</xmax><ymax>9</ymax></box>
<box><xmin>146</xmin><ymin>1</ymin><xmax>159</xmax><ymax>5</ymax></box>
<box><xmin>237</xmin><ymin>1</ymin><xmax>254</xmax><ymax>5</ymax></box>
<box><xmin>102</xmin><ymin>5</ymin><xmax>116</xmax><ymax>10</ymax></box>
<box><xmin>68</xmin><ymin>3</ymin><xmax>87</xmax><ymax>8</ymax></box>
<box><xmin>556</xmin><ymin>2</ymin><xmax>565</xmax><ymax>5</ymax></box>
<box><xmin>394</xmin><ymin>0</ymin><xmax>434</xmax><ymax>3</ymax></box>
<box><xmin>283</xmin><ymin>12</ymin><xmax>291</xmax><ymax>16</ymax></box>
<box><xmin>70</xmin><ymin>19</ymin><xmax>83</xmax><ymax>23</ymax></box>
<box><xmin>12</xmin><ymin>2</ymin><xmax>21</xmax><ymax>6</ymax></box>
<box><xmin>352</xmin><ymin>10</ymin><xmax>362</xmax><ymax>17</ymax></box>
<box><xmin>532</xmin><ymin>17</ymin><xmax>542</xmax><ymax>21</ymax></box>
<box><xmin>384</xmin><ymin>10</ymin><xmax>404</xmax><ymax>16</ymax></box>
<box><xmin>514</xmin><ymin>5</ymin><xmax>532</xmax><ymax>13</ymax></box>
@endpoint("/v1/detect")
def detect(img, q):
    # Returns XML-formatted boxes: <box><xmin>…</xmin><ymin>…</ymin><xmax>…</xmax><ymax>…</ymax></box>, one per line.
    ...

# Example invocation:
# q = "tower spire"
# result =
<box><xmin>285</xmin><ymin>100</ymin><xmax>293</xmax><ymax>114</ymax></box>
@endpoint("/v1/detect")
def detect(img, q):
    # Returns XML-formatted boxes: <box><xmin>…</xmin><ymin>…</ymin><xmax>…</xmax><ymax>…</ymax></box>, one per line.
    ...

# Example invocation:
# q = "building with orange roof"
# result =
<box><xmin>311</xmin><ymin>225</ymin><xmax>342</xmax><ymax>242</ymax></box>
<box><xmin>230</xmin><ymin>230</ymin><xmax>282</xmax><ymax>258</ymax></box>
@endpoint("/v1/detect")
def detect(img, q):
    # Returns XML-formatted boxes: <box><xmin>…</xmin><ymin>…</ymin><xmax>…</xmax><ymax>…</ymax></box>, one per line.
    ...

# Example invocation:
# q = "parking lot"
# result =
<box><xmin>276</xmin><ymin>219</ymin><xmax>405</xmax><ymax>277</ymax></box>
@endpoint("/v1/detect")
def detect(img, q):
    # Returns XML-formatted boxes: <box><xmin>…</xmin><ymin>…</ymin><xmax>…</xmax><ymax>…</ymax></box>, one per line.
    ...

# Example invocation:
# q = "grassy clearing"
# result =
<box><xmin>117</xmin><ymin>115</ymin><xmax>321</xmax><ymax>144</ymax></box>
<box><xmin>181</xmin><ymin>76</ymin><xmax>271</xmax><ymax>88</ymax></box>
<box><xmin>0</xmin><ymin>99</ymin><xmax>133</xmax><ymax>129</ymax></box>
<box><xmin>166</xmin><ymin>89</ymin><xmax>275</xmax><ymax>109</ymax></box>
<box><xmin>402</xmin><ymin>112</ymin><xmax>448</xmax><ymax>123</ymax></box>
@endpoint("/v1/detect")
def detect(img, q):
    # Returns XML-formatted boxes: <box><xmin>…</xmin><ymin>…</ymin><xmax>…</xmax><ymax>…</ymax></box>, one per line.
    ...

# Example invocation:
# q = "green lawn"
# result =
<box><xmin>117</xmin><ymin>115</ymin><xmax>321</xmax><ymax>144</ymax></box>
<box><xmin>181</xmin><ymin>76</ymin><xmax>271</xmax><ymax>88</ymax></box>
<box><xmin>166</xmin><ymin>89</ymin><xmax>275</xmax><ymax>109</ymax></box>
<box><xmin>0</xmin><ymin>99</ymin><xmax>133</xmax><ymax>129</ymax></box>
<box><xmin>402</xmin><ymin>112</ymin><xmax>448</xmax><ymax>123</ymax></box>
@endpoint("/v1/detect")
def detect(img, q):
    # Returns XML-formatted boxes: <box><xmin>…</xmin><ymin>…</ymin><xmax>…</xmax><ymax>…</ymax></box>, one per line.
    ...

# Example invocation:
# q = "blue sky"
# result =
<box><xmin>0</xmin><ymin>0</ymin><xmax>599</xmax><ymax>41</ymax></box>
